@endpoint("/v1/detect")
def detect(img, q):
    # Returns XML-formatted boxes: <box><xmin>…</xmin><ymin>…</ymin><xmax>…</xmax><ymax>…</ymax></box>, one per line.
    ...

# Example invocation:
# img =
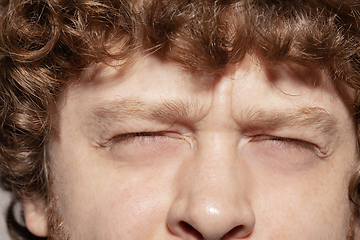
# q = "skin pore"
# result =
<box><xmin>24</xmin><ymin>54</ymin><xmax>358</xmax><ymax>239</ymax></box>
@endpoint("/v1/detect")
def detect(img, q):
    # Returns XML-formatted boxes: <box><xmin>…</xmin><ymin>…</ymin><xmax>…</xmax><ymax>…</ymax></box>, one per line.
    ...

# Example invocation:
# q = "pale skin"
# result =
<box><xmin>23</xmin><ymin>54</ymin><xmax>358</xmax><ymax>239</ymax></box>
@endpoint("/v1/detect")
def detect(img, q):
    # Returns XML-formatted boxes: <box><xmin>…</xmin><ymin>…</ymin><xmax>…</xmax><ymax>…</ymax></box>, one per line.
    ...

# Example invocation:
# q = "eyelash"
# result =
<box><xmin>111</xmin><ymin>131</ymin><xmax>167</xmax><ymax>143</ymax></box>
<box><xmin>103</xmin><ymin>132</ymin><xmax>316</xmax><ymax>154</ymax></box>
<box><xmin>96</xmin><ymin>131</ymin><xmax>166</xmax><ymax>148</ymax></box>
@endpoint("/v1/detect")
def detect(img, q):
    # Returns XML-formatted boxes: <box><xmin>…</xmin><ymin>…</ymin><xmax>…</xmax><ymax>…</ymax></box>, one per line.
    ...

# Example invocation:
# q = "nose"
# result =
<box><xmin>166</xmin><ymin>133</ymin><xmax>255</xmax><ymax>240</ymax></box>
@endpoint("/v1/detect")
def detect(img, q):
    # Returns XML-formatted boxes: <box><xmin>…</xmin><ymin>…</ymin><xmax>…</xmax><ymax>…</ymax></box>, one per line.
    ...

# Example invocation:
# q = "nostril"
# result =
<box><xmin>180</xmin><ymin>221</ymin><xmax>203</xmax><ymax>239</ymax></box>
<box><xmin>222</xmin><ymin>225</ymin><xmax>252</xmax><ymax>239</ymax></box>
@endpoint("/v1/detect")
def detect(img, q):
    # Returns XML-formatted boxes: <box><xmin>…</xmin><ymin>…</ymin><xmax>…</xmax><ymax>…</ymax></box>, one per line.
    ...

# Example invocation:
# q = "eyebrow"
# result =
<box><xmin>86</xmin><ymin>98</ymin><xmax>207</xmax><ymax>127</ymax></box>
<box><xmin>239</xmin><ymin>107</ymin><xmax>339</xmax><ymax>136</ymax></box>
<box><xmin>85</xmin><ymin>98</ymin><xmax>339</xmax><ymax>138</ymax></box>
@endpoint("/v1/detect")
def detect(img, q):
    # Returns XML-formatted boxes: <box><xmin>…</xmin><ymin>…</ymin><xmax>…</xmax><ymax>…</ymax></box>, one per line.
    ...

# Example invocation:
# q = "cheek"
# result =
<box><xmin>87</xmin><ymin>182</ymin><xmax>171</xmax><ymax>239</ymax></box>
<box><xmin>49</xmin><ymin>140</ymin><xmax>186</xmax><ymax>239</ymax></box>
<box><xmin>249</xmin><ymin>159</ymin><xmax>352</xmax><ymax>239</ymax></box>
<box><xmin>255</xmin><ymin>194</ymin><xmax>351</xmax><ymax>239</ymax></box>
<box><xmin>52</xmin><ymin>168</ymin><xmax>173</xmax><ymax>239</ymax></box>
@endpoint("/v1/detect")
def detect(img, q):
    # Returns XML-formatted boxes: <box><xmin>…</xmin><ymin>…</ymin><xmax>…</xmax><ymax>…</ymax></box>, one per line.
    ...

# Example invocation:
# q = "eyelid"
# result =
<box><xmin>251</xmin><ymin>135</ymin><xmax>309</xmax><ymax>144</ymax></box>
<box><xmin>113</xmin><ymin>131</ymin><xmax>169</xmax><ymax>142</ymax></box>
<box><xmin>252</xmin><ymin>134</ymin><xmax>310</xmax><ymax>144</ymax></box>
<box><xmin>98</xmin><ymin>131</ymin><xmax>195</xmax><ymax>148</ymax></box>
<box><xmin>250</xmin><ymin>134</ymin><xmax>328</xmax><ymax>156</ymax></box>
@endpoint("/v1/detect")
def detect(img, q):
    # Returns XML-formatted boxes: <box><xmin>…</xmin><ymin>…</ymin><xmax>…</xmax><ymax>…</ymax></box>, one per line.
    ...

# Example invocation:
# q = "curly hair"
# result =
<box><xmin>1</xmin><ymin>0</ymin><xmax>360</xmax><ymax>239</ymax></box>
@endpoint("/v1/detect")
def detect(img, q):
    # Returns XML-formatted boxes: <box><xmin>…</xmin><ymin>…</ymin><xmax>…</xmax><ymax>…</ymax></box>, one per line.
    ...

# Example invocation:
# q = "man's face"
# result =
<box><xmin>27</xmin><ymin>55</ymin><xmax>358</xmax><ymax>239</ymax></box>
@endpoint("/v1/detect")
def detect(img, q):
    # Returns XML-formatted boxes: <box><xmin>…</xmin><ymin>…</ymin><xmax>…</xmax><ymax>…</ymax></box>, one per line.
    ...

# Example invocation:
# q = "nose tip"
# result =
<box><xmin>167</xmin><ymin>198</ymin><xmax>255</xmax><ymax>240</ymax></box>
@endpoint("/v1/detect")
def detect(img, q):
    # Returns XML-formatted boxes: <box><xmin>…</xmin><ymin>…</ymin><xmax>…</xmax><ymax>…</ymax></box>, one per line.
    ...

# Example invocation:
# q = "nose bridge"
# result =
<box><xmin>192</xmin><ymin>131</ymin><xmax>243</xmax><ymax>202</ymax></box>
<box><xmin>167</xmin><ymin>130</ymin><xmax>255</xmax><ymax>239</ymax></box>
<box><xmin>191</xmin><ymin>131</ymin><xmax>252</xmax><ymax>218</ymax></box>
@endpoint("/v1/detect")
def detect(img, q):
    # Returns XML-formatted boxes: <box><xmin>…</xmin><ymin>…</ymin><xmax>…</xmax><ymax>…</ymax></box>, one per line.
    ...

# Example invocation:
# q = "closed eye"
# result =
<box><xmin>113</xmin><ymin>131</ymin><xmax>167</xmax><ymax>142</ymax></box>
<box><xmin>101</xmin><ymin>131</ymin><xmax>178</xmax><ymax>147</ymax></box>
<box><xmin>251</xmin><ymin>135</ymin><xmax>316</xmax><ymax>151</ymax></box>
<box><xmin>95</xmin><ymin>131</ymin><xmax>167</xmax><ymax>148</ymax></box>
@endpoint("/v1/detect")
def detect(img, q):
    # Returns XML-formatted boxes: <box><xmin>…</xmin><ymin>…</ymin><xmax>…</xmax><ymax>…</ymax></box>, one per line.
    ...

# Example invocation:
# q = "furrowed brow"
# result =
<box><xmin>241</xmin><ymin>107</ymin><xmax>339</xmax><ymax>136</ymax></box>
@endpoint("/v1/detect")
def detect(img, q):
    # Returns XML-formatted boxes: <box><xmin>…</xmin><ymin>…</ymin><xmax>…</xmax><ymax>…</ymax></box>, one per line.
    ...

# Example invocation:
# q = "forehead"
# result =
<box><xmin>65</xmin><ymin>54</ymin><xmax>344</xmax><ymax>115</ymax></box>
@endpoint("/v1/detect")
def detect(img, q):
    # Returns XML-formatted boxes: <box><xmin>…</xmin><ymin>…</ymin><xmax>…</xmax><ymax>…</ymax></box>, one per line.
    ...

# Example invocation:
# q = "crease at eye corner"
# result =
<box><xmin>157</xmin><ymin>132</ymin><xmax>196</xmax><ymax>149</ymax></box>
<box><xmin>179</xmin><ymin>134</ymin><xmax>196</xmax><ymax>149</ymax></box>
